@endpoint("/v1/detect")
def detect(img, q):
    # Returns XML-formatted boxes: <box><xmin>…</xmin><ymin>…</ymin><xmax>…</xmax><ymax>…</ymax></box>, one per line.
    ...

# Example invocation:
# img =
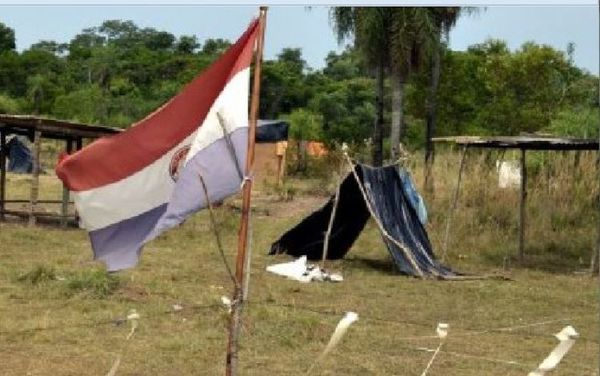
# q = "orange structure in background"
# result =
<box><xmin>305</xmin><ymin>141</ymin><xmax>327</xmax><ymax>157</ymax></box>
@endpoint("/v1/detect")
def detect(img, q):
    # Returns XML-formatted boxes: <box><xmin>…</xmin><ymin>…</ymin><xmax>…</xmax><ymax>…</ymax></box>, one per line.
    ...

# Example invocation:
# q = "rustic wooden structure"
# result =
<box><xmin>0</xmin><ymin>114</ymin><xmax>121</xmax><ymax>227</ymax></box>
<box><xmin>434</xmin><ymin>135</ymin><xmax>599</xmax><ymax>266</ymax></box>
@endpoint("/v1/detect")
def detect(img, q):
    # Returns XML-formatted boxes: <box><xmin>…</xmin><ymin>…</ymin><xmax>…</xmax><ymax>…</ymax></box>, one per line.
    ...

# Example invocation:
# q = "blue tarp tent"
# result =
<box><xmin>1</xmin><ymin>137</ymin><xmax>33</xmax><ymax>173</ymax></box>
<box><xmin>269</xmin><ymin>164</ymin><xmax>455</xmax><ymax>279</ymax></box>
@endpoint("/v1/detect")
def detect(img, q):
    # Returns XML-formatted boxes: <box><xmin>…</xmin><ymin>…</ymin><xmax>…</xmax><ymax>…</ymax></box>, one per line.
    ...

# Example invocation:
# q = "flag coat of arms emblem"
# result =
<box><xmin>56</xmin><ymin>20</ymin><xmax>260</xmax><ymax>271</ymax></box>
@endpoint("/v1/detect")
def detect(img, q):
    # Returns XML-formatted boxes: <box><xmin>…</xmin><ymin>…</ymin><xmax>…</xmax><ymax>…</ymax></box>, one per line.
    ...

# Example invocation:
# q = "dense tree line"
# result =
<box><xmin>0</xmin><ymin>16</ymin><xmax>597</xmax><ymax>163</ymax></box>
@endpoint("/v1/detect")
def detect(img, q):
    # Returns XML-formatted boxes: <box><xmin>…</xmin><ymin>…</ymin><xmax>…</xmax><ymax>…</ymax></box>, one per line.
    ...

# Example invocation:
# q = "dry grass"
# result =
<box><xmin>0</xmin><ymin>147</ymin><xmax>598</xmax><ymax>375</ymax></box>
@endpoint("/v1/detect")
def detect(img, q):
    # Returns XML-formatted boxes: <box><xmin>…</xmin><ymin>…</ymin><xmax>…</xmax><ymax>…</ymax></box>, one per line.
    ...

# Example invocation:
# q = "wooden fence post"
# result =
<box><xmin>61</xmin><ymin>138</ymin><xmax>74</xmax><ymax>227</ymax></box>
<box><xmin>0</xmin><ymin>129</ymin><xmax>6</xmax><ymax>221</ymax></box>
<box><xmin>28</xmin><ymin>130</ymin><xmax>42</xmax><ymax>227</ymax></box>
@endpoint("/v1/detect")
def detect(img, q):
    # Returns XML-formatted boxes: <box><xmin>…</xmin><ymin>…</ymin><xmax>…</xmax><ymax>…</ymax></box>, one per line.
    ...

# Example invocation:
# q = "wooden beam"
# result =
<box><xmin>0</xmin><ymin>114</ymin><xmax>121</xmax><ymax>139</ymax></box>
<box><xmin>5</xmin><ymin>199</ymin><xmax>73</xmax><ymax>204</ymax></box>
<box><xmin>28</xmin><ymin>130</ymin><xmax>41</xmax><ymax>227</ymax></box>
<box><xmin>0</xmin><ymin>130</ymin><xmax>6</xmax><ymax>221</ymax></box>
<box><xmin>1</xmin><ymin>209</ymin><xmax>77</xmax><ymax>219</ymax></box>
<box><xmin>441</xmin><ymin>145</ymin><xmax>468</xmax><ymax>261</ymax></box>
<box><xmin>519</xmin><ymin>148</ymin><xmax>527</xmax><ymax>263</ymax></box>
<box><xmin>61</xmin><ymin>138</ymin><xmax>74</xmax><ymax>227</ymax></box>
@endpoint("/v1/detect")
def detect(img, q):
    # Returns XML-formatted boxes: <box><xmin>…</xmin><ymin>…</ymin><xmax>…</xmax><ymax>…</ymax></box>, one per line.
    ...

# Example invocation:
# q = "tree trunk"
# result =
<box><xmin>424</xmin><ymin>40</ymin><xmax>441</xmax><ymax>194</ymax></box>
<box><xmin>297</xmin><ymin>140</ymin><xmax>308</xmax><ymax>174</ymax></box>
<box><xmin>373</xmin><ymin>60</ymin><xmax>384</xmax><ymax>167</ymax></box>
<box><xmin>390</xmin><ymin>69</ymin><xmax>405</xmax><ymax>161</ymax></box>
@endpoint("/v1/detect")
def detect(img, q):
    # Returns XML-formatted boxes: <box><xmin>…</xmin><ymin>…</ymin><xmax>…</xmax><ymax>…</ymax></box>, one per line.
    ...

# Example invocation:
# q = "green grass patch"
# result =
<box><xmin>64</xmin><ymin>269</ymin><xmax>122</xmax><ymax>299</ymax></box>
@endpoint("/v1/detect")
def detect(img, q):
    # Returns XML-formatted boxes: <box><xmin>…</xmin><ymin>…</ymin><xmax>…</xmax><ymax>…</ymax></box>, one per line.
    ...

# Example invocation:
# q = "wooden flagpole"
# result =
<box><xmin>225</xmin><ymin>7</ymin><xmax>267</xmax><ymax>376</ymax></box>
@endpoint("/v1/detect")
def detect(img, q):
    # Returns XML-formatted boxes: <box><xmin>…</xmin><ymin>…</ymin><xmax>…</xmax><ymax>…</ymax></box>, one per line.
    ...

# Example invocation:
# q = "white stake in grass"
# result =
<box><xmin>106</xmin><ymin>309</ymin><xmax>140</xmax><ymax>376</ymax></box>
<box><xmin>528</xmin><ymin>325</ymin><xmax>579</xmax><ymax>376</ymax></box>
<box><xmin>420</xmin><ymin>323</ymin><xmax>449</xmax><ymax>376</ymax></box>
<box><xmin>307</xmin><ymin>311</ymin><xmax>359</xmax><ymax>375</ymax></box>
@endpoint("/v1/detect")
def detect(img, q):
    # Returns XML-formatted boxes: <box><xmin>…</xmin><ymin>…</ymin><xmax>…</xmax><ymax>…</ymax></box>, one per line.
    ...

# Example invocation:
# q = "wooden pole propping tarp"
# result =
<box><xmin>226</xmin><ymin>7</ymin><xmax>267</xmax><ymax>376</ymax></box>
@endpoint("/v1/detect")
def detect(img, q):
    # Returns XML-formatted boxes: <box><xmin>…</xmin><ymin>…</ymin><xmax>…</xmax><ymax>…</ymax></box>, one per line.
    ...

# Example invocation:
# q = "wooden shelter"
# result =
<box><xmin>0</xmin><ymin>114</ymin><xmax>121</xmax><ymax>227</ymax></box>
<box><xmin>433</xmin><ymin>135</ymin><xmax>599</xmax><ymax>267</ymax></box>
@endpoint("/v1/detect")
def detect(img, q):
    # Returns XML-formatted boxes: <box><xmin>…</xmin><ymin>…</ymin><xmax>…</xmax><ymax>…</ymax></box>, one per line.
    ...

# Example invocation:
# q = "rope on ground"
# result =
<box><xmin>249</xmin><ymin>300</ymin><xmax>597</xmax><ymax>344</ymax></box>
<box><xmin>414</xmin><ymin>345</ymin><xmax>530</xmax><ymax>369</ymax></box>
<box><xmin>1</xmin><ymin>299</ymin><xmax>595</xmax><ymax>346</ymax></box>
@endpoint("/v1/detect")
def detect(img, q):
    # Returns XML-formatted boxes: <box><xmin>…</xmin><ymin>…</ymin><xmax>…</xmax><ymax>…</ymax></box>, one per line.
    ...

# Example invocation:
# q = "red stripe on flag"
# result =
<box><xmin>56</xmin><ymin>19</ymin><xmax>259</xmax><ymax>192</ymax></box>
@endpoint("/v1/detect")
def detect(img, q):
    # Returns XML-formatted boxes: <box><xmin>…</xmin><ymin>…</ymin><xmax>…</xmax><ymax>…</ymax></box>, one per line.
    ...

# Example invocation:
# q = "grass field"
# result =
<box><xmin>0</xmin><ymin>147</ymin><xmax>598</xmax><ymax>375</ymax></box>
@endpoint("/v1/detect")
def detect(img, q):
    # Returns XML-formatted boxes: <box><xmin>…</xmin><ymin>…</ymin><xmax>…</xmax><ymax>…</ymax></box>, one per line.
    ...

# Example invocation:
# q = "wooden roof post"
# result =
<box><xmin>519</xmin><ymin>148</ymin><xmax>527</xmax><ymax>264</ymax></box>
<box><xmin>0</xmin><ymin>129</ymin><xmax>6</xmax><ymax>221</ymax></box>
<box><xmin>61</xmin><ymin>138</ymin><xmax>74</xmax><ymax>227</ymax></box>
<box><xmin>441</xmin><ymin>145</ymin><xmax>468</xmax><ymax>262</ymax></box>
<box><xmin>28</xmin><ymin>130</ymin><xmax>41</xmax><ymax>227</ymax></box>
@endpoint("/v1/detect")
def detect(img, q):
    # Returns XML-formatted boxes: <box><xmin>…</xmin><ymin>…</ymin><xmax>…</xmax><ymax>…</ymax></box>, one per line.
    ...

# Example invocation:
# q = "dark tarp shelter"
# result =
<box><xmin>269</xmin><ymin>164</ymin><xmax>456</xmax><ymax>278</ymax></box>
<box><xmin>256</xmin><ymin>120</ymin><xmax>289</xmax><ymax>143</ymax></box>
<box><xmin>2</xmin><ymin>136</ymin><xmax>33</xmax><ymax>173</ymax></box>
<box><xmin>0</xmin><ymin>114</ymin><xmax>121</xmax><ymax>226</ymax></box>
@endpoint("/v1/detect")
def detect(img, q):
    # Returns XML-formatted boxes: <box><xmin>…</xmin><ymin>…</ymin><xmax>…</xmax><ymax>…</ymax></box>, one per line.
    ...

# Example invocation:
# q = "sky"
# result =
<box><xmin>0</xmin><ymin>5</ymin><xmax>598</xmax><ymax>75</ymax></box>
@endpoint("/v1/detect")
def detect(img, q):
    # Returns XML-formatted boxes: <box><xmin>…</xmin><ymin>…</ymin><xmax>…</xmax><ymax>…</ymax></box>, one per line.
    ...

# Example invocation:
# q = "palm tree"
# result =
<box><xmin>331</xmin><ymin>7</ymin><xmax>390</xmax><ymax>166</ymax></box>
<box><xmin>388</xmin><ymin>8</ymin><xmax>437</xmax><ymax>160</ymax></box>
<box><xmin>423</xmin><ymin>7</ymin><xmax>474</xmax><ymax>192</ymax></box>
<box><xmin>331</xmin><ymin>7</ymin><xmax>472</xmax><ymax>169</ymax></box>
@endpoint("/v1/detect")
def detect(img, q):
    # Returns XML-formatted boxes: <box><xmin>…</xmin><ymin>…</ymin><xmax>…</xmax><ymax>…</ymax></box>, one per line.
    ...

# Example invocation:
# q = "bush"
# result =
<box><xmin>0</xmin><ymin>93</ymin><xmax>20</xmax><ymax>113</ymax></box>
<box><xmin>65</xmin><ymin>269</ymin><xmax>121</xmax><ymax>298</ymax></box>
<box><xmin>17</xmin><ymin>265</ymin><xmax>57</xmax><ymax>284</ymax></box>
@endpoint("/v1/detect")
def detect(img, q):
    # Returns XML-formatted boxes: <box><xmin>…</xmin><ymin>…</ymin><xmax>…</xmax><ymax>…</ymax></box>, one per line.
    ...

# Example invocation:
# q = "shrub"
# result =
<box><xmin>65</xmin><ymin>269</ymin><xmax>121</xmax><ymax>298</ymax></box>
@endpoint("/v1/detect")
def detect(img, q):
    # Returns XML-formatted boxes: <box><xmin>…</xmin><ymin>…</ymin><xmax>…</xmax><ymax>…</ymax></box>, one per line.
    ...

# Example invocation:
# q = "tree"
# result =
<box><xmin>387</xmin><ymin>8</ymin><xmax>438</xmax><ymax>161</ymax></box>
<box><xmin>176</xmin><ymin>35</ymin><xmax>199</xmax><ymax>54</ymax></box>
<box><xmin>285</xmin><ymin>108</ymin><xmax>323</xmax><ymax>173</ymax></box>
<box><xmin>331</xmin><ymin>7</ymin><xmax>389</xmax><ymax>166</ymax></box>
<box><xmin>259</xmin><ymin>49</ymin><xmax>309</xmax><ymax>118</ymax></box>
<box><xmin>30</xmin><ymin>40</ymin><xmax>69</xmax><ymax>55</ymax></box>
<box><xmin>322</xmin><ymin>49</ymin><xmax>364</xmax><ymax>81</ymax></box>
<box><xmin>0</xmin><ymin>22</ymin><xmax>16</xmax><ymax>53</ymax></box>
<box><xmin>141</xmin><ymin>29</ymin><xmax>175</xmax><ymax>51</ymax></box>
<box><xmin>201</xmin><ymin>38</ymin><xmax>231</xmax><ymax>55</ymax></box>
<box><xmin>0</xmin><ymin>93</ymin><xmax>20</xmax><ymax>114</ymax></box>
<box><xmin>422</xmin><ymin>7</ymin><xmax>468</xmax><ymax>191</ymax></box>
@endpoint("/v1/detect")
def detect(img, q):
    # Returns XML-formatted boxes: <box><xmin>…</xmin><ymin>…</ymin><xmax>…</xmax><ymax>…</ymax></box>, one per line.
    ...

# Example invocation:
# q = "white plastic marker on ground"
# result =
<box><xmin>420</xmin><ymin>323</ymin><xmax>449</xmax><ymax>376</ymax></box>
<box><xmin>266</xmin><ymin>256</ymin><xmax>343</xmax><ymax>283</ymax></box>
<box><xmin>528</xmin><ymin>325</ymin><xmax>579</xmax><ymax>376</ymax></box>
<box><xmin>221</xmin><ymin>296</ymin><xmax>232</xmax><ymax>313</ymax></box>
<box><xmin>106</xmin><ymin>309</ymin><xmax>140</xmax><ymax>376</ymax></box>
<box><xmin>306</xmin><ymin>311</ymin><xmax>359</xmax><ymax>375</ymax></box>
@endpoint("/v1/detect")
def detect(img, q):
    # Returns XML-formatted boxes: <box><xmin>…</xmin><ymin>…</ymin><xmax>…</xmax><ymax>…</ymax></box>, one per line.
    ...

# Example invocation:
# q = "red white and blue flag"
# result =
<box><xmin>56</xmin><ymin>20</ymin><xmax>259</xmax><ymax>271</ymax></box>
